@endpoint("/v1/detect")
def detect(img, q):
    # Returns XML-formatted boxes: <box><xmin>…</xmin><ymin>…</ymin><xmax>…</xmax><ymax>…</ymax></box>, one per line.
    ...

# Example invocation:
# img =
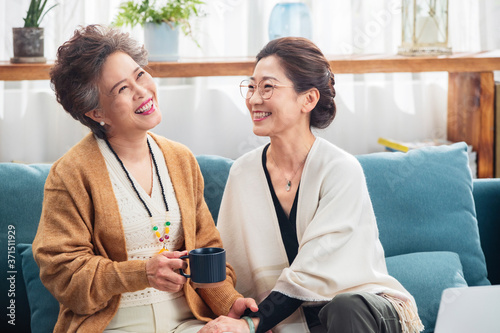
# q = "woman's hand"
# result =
<box><xmin>146</xmin><ymin>250</ymin><xmax>188</xmax><ymax>292</ymax></box>
<box><xmin>227</xmin><ymin>297</ymin><xmax>259</xmax><ymax>318</ymax></box>
<box><xmin>199</xmin><ymin>316</ymin><xmax>256</xmax><ymax>333</ymax></box>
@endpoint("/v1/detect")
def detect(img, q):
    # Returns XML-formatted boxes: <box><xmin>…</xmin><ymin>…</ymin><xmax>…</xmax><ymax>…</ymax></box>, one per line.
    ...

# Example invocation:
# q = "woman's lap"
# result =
<box><xmin>104</xmin><ymin>294</ymin><xmax>205</xmax><ymax>333</ymax></box>
<box><xmin>318</xmin><ymin>292</ymin><xmax>402</xmax><ymax>333</ymax></box>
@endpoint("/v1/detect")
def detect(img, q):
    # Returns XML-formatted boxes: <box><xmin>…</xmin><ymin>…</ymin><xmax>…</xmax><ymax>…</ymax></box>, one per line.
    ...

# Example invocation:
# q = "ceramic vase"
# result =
<box><xmin>144</xmin><ymin>22</ymin><xmax>179</xmax><ymax>62</ymax></box>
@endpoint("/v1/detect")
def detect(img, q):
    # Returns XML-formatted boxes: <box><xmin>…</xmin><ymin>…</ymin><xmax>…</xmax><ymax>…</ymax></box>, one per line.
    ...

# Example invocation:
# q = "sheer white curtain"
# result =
<box><xmin>1</xmin><ymin>0</ymin><xmax>498</xmax><ymax>163</ymax></box>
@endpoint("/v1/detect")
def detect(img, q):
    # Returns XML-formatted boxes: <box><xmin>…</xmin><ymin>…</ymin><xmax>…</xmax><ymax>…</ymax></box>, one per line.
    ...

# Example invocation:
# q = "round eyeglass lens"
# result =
<box><xmin>239</xmin><ymin>80</ymin><xmax>254</xmax><ymax>99</ymax></box>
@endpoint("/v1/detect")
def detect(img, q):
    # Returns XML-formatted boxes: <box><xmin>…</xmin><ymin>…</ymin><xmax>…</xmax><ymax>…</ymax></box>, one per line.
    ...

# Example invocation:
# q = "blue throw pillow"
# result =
<box><xmin>17</xmin><ymin>243</ymin><xmax>59</xmax><ymax>333</ymax></box>
<box><xmin>386</xmin><ymin>251</ymin><xmax>468</xmax><ymax>333</ymax></box>
<box><xmin>357</xmin><ymin>142</ymin><xmax>489</xmax><ymax>287</ymax></box>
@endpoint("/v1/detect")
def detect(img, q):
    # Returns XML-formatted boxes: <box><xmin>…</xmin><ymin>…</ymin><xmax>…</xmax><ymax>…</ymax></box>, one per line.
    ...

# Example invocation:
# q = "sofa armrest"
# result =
<box><xmin>473</xmin><ymin>178</ymin><xmax>500</xmax><ymax>285</ymax></box>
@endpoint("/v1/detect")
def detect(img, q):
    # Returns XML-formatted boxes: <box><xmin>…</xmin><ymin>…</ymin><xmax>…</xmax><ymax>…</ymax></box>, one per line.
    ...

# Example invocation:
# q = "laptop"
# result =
<box><xmin>434</xmin><ymin>285</ymin><xmax>500</xmax><ymax>333</ymax></box>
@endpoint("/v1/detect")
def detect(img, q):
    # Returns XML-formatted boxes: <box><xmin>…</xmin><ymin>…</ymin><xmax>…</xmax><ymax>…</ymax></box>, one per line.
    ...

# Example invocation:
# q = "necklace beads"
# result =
<box><xmin>154</xmin><ymin>221</ymin><xmax>172</xmax><ymax>253</ymax></box>
<box><xmin>153</xmin><ymin>221</ymin><xmax>171</xmax><ymax>241</ymax></box>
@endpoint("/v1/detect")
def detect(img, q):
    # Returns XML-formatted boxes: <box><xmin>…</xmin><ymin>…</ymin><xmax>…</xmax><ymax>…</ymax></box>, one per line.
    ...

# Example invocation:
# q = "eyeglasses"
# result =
<box><xmin>239</xmin><ymin>79</ymin><xmax>294</xmax><ymax>100</ymax></box>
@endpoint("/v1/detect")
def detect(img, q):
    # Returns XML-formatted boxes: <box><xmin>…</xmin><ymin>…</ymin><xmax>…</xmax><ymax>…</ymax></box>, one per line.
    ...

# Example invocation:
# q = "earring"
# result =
<box><xmin>100</xmin><ymin>121</ymin><xmax>105</xmax><ymax>126</ymax></box>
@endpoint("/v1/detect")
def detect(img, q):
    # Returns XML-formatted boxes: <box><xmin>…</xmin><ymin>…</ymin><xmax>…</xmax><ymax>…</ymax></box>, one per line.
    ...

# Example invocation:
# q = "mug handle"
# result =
<box><xmin>179</xmin><ymin>255</ymin><xmax>190</xmax><ymax>278</ymax></box>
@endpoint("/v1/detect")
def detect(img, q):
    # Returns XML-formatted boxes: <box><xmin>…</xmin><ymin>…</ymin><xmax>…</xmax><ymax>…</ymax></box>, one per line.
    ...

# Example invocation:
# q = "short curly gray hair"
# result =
<box><xmin>50</xmin><ymin>24</ymin><xmax>148</xmax><ymax>139</ymax></box>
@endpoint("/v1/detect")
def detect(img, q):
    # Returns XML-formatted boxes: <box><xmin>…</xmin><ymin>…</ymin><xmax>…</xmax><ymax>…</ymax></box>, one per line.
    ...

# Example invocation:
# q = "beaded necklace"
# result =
<box><xmin>105</xmin><ymin>138</ymin><xmax>171</xmax><ymax>253</ymax></box>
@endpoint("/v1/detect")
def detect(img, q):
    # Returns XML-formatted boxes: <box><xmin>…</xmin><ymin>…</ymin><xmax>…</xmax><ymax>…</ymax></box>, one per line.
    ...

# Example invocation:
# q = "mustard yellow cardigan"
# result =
<box><xmin>33</xmin><ymin>133</ymin><xmax>242</xmax><ymax>332</ymax></box>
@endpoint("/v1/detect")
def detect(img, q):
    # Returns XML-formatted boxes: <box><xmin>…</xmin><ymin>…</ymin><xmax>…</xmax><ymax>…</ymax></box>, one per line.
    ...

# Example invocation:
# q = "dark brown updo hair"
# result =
<box><xmin>256</xmin><ymin>37</ymin><xmax>336</xmax><ymax>129</ymax></box>
<box><xmin>50</xmin><ymin>24</ymin><xmax>148</xmax><ymax>139</ymax></box>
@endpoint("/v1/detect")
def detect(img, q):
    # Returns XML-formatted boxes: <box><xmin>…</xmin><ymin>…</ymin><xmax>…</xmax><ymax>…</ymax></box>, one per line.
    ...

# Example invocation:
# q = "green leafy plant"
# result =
<box><xmin>113</xmin><ymin>0</ymin><xmax>204</xmax><ymax>39</ymax></box>
<box><xmin>23</xmin><ymin>0</ymin><xmax>58</xmax><ymax>28</ymax></box>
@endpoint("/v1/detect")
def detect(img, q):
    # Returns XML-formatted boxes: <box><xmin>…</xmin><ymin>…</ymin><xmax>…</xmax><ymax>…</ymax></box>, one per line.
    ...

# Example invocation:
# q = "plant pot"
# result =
<box><xmin>144</xmin><ymin>22</ymin><xmax>179</xmax><ymax>62</ymax></box>
<box><xmin>11</xmin><ymin>27</ymin><xmax>46</xmax><ymax>63</ymax></box>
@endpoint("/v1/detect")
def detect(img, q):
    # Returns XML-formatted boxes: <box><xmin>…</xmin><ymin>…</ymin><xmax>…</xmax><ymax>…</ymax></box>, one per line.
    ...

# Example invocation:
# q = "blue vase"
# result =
<box><xmin>268</xmin><ymin>2</ymin><xmax>312</xmax><ymax>40</ymax></box>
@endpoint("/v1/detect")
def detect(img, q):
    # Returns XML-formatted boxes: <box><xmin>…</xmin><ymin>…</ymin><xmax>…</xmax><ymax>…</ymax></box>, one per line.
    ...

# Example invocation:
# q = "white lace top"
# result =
<box><xmin>97</xmin><ymin>135</ymin><xmax>185</xmax><ymax>308</ymax></box>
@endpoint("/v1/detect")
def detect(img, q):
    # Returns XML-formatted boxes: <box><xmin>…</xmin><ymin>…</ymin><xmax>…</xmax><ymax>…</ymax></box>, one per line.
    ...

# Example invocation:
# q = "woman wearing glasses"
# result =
<box><xmin>202</xmin><ymin>37</ymin><xmax>424</xmax><ymax>333</ymax></box>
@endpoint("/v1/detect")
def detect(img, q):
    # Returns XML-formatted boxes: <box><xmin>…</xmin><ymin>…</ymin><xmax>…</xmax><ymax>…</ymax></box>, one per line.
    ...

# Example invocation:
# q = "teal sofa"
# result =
<box><xmin>1</xmin><ymin>142</ymin><xmax>498</xmax><ymax>333</ymax></box>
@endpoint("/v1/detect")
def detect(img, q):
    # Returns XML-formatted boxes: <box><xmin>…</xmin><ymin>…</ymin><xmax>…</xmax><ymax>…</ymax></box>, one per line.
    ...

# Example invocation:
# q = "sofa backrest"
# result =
<box><xmin>1</xmin><ymin>163</ymin><xmax>51</xmax><ymax>244</ymax></box>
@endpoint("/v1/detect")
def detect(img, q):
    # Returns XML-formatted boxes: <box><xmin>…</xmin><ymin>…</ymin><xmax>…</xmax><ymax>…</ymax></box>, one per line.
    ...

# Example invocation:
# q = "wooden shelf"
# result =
<box><xmin>325</xmin><ymin>50</ymin><xmax>500</xmax><ymax>74</ymax></box>
<box><xmin>1</xmin><ymin>51</ymin><xmax>499</xmax><ymax>177</ymax></box>
<box><xmin>1</xmin><ymin>50</ymin><xmax>499</xmax><ymax>80</ymax></box>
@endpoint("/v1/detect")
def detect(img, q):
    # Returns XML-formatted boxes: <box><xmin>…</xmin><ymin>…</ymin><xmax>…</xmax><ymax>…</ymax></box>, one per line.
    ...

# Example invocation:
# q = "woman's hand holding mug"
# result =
<box><xmin>146</xmin><ymin>250</ymin><xmax>188</xmax><ymax>292</ymax></box>
<box><xmin>147</xmin><ymin>247</ymin><xmax>228</xmax><ymax>292</ymax></box>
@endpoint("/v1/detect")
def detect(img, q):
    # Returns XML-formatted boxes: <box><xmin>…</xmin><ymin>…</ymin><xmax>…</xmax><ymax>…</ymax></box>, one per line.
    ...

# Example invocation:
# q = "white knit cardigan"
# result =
<box><xmin>217</xmin><ymin>137</ymin><xmax>423</xmax><ymax>333</ymax></box>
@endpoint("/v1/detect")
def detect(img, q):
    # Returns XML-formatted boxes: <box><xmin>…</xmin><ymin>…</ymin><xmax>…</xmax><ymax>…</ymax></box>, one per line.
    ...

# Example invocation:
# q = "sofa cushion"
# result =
<box><xmin>386</xmin><ymin>251</ymin><xmax>468</xmax><ymax>333</ymax></box>
<box><xmin>17</xmin><ymin>244</ymin><xmax>59</xmax><ymax>333</ymax></box>
<box><xmin>357</xmin><ymin>142</ymin><xmax>489</xmax><ymax>287</ymax></box>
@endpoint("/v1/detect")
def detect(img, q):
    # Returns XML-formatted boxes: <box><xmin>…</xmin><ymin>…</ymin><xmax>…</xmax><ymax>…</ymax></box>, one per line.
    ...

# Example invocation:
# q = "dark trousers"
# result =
<box><xmin>313</xmin><ymin>292</ymin><xmax>402</xmax><ymax>333</ymax></box>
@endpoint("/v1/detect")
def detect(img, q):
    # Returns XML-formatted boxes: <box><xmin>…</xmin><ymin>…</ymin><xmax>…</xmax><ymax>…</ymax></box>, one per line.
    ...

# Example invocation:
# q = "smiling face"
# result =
<box><xmin>87</xmin><ymin>51</ymin><xmax>161</xmax><ymax>140</ymax></box>
<box><xmin>246</xmin><ymin>55</ymin><xmax>310</xmax><ymax>138</ymax></box>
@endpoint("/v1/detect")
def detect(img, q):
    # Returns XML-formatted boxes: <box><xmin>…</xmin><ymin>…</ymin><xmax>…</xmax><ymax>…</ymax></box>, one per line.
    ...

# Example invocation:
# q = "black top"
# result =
<box><xmin>243</xmin><ymin>144</ymin><xmax>322</xmax><ymax>332</ymax></box>
<box><xmin>263</xmin><ymin>144</ymin><xmax>300</xmax><ymax>263</ymax></box>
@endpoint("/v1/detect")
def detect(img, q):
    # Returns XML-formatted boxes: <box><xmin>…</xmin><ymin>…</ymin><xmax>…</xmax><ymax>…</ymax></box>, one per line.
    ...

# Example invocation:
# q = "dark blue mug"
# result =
<box><xmin>180</xmin><ymin>247</ymin><xmax>226</xmax><ymax>288</ymax></box>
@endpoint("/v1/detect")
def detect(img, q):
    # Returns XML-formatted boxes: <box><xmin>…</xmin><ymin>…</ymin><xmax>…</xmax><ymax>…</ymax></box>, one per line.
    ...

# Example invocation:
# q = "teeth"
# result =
<box><xmin>253</xmin><ymin>111</ymin><xmax>271</xmax><ymax>120</ymax></box>
<box><xmin>135</xmin><ymin>99</ymin><xmax>153</xmax><ymax>114</ymax></box>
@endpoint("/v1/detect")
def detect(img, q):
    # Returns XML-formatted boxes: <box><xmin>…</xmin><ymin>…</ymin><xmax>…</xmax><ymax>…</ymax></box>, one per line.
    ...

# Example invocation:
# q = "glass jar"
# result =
<box><xmin>398</xmin><ymin>0</ymin><xmax>451</xmax><ymax>56</ymax></box>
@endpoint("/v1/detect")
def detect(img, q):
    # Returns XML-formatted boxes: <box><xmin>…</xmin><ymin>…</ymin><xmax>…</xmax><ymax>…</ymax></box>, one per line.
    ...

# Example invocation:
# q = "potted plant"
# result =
<box><xmin>11</xmin><ymin>0</ymin><xmax>58</xmax><ymax>63</ymax></box>
<box><xmin>113</xmin><ymin>0</ymin><xmax>204</xmax><ymax>61</ymax></box>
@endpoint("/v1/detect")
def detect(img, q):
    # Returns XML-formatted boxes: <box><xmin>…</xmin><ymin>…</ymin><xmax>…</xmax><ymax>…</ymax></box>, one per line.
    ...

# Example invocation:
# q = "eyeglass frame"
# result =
<box><xmin>239</xmin><ymin>79</ymin><xmax>294</xmax><ymax>100</ymax></box>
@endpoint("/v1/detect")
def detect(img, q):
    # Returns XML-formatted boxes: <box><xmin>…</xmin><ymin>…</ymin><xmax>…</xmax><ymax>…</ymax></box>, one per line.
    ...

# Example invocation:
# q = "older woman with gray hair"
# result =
<box><xmin>33</xmin><ymin>24</ymin><xmax>256</xmax><ymax>333</ymax></box>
